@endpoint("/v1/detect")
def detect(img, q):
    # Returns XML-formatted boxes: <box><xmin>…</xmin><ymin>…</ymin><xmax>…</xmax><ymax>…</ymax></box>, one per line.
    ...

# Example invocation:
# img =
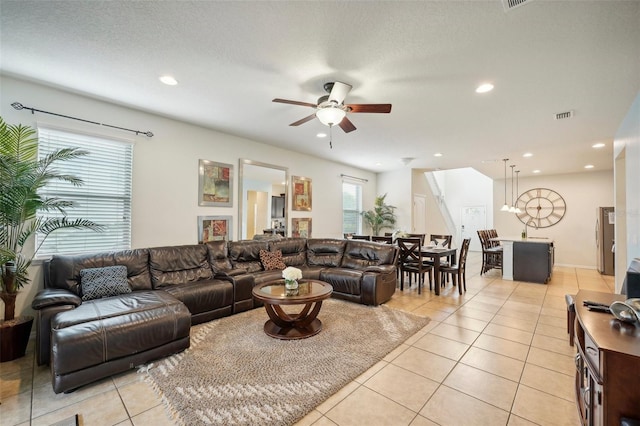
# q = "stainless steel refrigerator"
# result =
<box><xmin>596</xmin><ymin>207</ymin><xmax>615</xmax><ymax>275</ymax></box>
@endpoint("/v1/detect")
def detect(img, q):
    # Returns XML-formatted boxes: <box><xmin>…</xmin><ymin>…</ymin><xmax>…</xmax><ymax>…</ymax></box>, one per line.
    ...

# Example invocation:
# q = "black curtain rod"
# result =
<box><xmin>11</xmin><ymin>102</ymin><xmax>154</xmax><ymax>137</ymax></box>
<box><xmin>340</xmin><ymin>174</ymin><xmax>368</xmax><ymax>183</ymax></box>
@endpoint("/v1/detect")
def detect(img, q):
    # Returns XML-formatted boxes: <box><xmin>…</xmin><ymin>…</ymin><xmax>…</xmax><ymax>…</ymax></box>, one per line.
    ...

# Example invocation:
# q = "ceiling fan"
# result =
<box><xmin>272</xmin><ymin>81</ymin><xmax>392</xmax><ymax>133</ymax></box>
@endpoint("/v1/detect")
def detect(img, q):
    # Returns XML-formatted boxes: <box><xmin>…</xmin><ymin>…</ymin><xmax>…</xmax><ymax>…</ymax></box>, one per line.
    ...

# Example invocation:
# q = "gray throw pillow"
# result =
<box><xmin>80</xmin><ymin>265</ymin><xmax>131</xmax><ymax>301</ymax></box>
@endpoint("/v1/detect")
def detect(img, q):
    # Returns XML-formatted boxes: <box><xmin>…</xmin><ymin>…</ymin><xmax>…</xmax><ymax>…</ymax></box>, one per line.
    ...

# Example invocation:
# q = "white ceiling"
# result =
<box><xmin>1</xmin><ymin>1</ymin><xmax>639</xmax><ymax>179</ymax></box>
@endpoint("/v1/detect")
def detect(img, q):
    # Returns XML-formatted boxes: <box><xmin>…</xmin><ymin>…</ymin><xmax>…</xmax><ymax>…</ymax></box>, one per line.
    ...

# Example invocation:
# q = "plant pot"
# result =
<box><xmin>0</xmin><ymin>315</ymin><xmax>33</xmax><ymax>362</ymax></box>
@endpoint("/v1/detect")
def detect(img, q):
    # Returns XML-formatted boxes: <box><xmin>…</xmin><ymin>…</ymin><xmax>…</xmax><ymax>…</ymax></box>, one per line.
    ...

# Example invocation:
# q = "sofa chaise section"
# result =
<box><xmin>50</xmin><ymin>290</ymin><xmax>190</xmax><ymax>394</ymax></box>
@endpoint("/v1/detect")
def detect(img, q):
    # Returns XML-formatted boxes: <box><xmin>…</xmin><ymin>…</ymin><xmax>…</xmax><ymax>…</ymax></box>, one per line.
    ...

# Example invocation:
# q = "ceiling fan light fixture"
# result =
<box><xmin>316</xmin><ymin>107</ymin><xmax>346</xmax><ymax>127</ymax></box>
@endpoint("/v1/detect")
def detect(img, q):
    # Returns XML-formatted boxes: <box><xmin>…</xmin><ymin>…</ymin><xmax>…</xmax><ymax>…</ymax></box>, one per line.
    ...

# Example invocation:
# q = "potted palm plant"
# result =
<box><xmin>0</xmin><ymin>116</ymin><xmax>101</xmax><ymax>361</ymax></box>
<box><xmin>361</xmin><ymin>193</ymin><xmax>397</xmax><ymax>236</ymax></box>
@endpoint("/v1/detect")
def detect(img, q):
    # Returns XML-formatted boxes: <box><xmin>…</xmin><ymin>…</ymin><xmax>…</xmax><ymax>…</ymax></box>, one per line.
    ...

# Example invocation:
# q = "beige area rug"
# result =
<box><xmin>145</xmin><ymin>298</ymin><xmax>430</xmax><ymax>425</ymax></box>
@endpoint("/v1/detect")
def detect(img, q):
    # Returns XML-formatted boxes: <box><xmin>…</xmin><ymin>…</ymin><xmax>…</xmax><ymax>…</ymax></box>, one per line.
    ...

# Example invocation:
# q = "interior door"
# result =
<box><xmin>413</xmin><ymin>194</ymin><xmax>427</xmax><ymax>233</ymax></box>
<box><xmin>461</xmin><ymin>205</ymin><xmax>486</xmax><ymax>251</ymax></box>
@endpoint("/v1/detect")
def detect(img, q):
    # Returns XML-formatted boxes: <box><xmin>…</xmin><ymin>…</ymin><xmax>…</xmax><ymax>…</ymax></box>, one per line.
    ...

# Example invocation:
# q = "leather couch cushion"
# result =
<box><xmin>47</xmin><ymin>249</ymin><xmax>151</xmax><ymax>294</ymax></box>
<box><xmin>80</xmin><ymin>265</ymin><xmax>131</xmax><ymax>301</ymax></box>
<box><xmin>51</xmin><ymin>291</ymin><xmax>190</xmax><ymax>375</ymax></box>
<box><xmin>229</xmin><ymin>240</ymin><xmax>269</xmax><ymax>273</ymax></box>
<box><xmin>320</xmin><ymin>268</ymin><xmax>362</xmax><ymax>295</ymax></box>
<box><xmin>269</xmin><ymin>238</ymin><xmax>307</xmax><ymax>266</ymax></box>
<box><xmin>307</xmin><ymin>239</ymin><xmax>346</xmax><ymax>267</ymax></box>
<box><xmin>252</xmin><ymin>270</ymin><xmax>286</xmax><ymax>286</ymax></box>
<box><xmin>341</xmin><ymin>241</ymin><xmax>397</xmax><ymax>270</ymax></box>
<box><xmin>161</xmin><ymin>279</ymin><xmax>233</xmax><ymax>315</ymax></box>
<box><xmin>205</xmin><ymin>240</ymin><xmax>233</xmax><ymax>272</ymax></box>
<box><xmin>149</xmin><ymin>245</ymin><xmax>213</xmax><ymax>287</ymax></box>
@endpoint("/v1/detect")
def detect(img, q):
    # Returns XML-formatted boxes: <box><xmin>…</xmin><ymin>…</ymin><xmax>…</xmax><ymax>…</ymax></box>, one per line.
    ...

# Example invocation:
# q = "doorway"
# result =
<box><xmin>246</xmin><ymin>190</ymin><xmax>268</xmax><ymax>239</ymax></box>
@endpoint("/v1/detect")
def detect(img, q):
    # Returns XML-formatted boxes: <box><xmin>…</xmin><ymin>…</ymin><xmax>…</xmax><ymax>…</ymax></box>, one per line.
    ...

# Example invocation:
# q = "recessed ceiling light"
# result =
<box><xmin>523</xmin><ymin>152</ymin><xmax>533</xmax><ymax>158</ymax></box>
<box><xmin>533</xmin><ymin>169</ymin><xmax>541</xmax><ymax>174</ymax></box>
<box><xmin>434</xmin><ymin>153</ymin><xmax>443</xmax><ymax>157</ymax></box>
<box><xmin>585</xmin><ymin>164</ymin><xmax>595</xmax><ymax>169</ymax></box>
<box><xmin>159</xmin><ymin>75</ymin><xmax>178</xmax><ymax>86</ymax></box>
<box><xmin>592</xmin><ymin>143</ymin><xmax>605</xmax><ymax>148</ymax></box>
<box><xmin>375</xmin><ymin>162</ymin><xmax>382</xmax><ymax>166</ymax></box>
<box><xmin>475</xmin><ymin>83</ymin><xmax>494</xmax><ymax>93</ymax></box>
<box><xmin>316</xmin><ymin>133</ymin><xmax>327</xmax><ymax>138</ymax></box>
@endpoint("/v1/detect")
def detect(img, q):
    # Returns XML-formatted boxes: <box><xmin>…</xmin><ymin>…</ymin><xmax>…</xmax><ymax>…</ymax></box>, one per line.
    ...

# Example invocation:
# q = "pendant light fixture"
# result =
<box><xmin>500</xmin><ymin>159</ymin><xmax>510</xmax><ymax>211</ymax></box>
<box><xmin>514</xmin><ymin>170</ymin><xmax>522</xmax><ymax>214</ymax></box>
<box><xmin>509</xmin><ymin>165</ymin><xmax>516</xmax><ymax>213</ymax></box>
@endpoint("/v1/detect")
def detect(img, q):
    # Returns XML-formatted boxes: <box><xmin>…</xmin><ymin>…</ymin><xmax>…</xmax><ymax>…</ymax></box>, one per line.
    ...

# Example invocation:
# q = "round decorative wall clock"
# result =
<box><xmin>515</xmin><ymin>187</ymin><xmax>566</xmax><ymax>228</ymax></box>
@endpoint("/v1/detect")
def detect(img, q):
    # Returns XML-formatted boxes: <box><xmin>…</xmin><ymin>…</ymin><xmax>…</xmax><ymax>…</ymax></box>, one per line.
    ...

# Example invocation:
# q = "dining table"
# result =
<box><xmin>420</xmin><ymin>246</ymin><xmax>457</xmax><ymax>295</ymax></box>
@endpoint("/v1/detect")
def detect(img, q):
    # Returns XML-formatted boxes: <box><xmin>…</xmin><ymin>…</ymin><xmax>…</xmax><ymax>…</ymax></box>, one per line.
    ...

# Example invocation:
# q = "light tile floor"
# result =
<box><xmin>0</xmin><ymin>252</ymin><xmax>614</xmax><ymax>425</ymax></box>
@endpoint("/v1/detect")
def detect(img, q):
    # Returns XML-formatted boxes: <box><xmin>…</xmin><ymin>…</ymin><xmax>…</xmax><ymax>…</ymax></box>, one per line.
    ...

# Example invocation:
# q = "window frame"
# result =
<box><xmin>35</xmin><ymin>125</ymin><xmax>134</xmax><ymax>258</ymax></box>
<box><xmin>342</xmin><ymin>180</ymin><xmax>363</xmax><ymax>235</ymax></box>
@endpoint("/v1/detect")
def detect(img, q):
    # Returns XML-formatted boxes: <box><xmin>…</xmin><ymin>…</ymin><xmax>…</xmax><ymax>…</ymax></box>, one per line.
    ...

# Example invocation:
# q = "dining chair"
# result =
<box><xmin>478</xmin><ymin>230</ymin><xmax>502</xmax><ymax>275</ymax></box>
<box><xmin>351</xmin><ymin>235</ymin><xmax>371</xmax><ymax>241</ymax></box>
<box><xmin>427</xmin><ymin>234</ymin><xmax>454</xmax><ymax>283</ymax></box>
<box><xmin>440</xmin><ymin>238</ymin><xmax>471</xmax><ymax>294</ymax></box>
<box><xmin>407</xmin><ymin>233</ymin><xmax>426</xmax><ymax>245</ymax></box>
<box><xmin>397</xmin><ymin>237</ymin><xmax>433</xmax><ymax>294</ymax></box>
<box><xmin>429</xmin><ymin>234</ymin><xmax>452</xmax><ymax>248</ymax></box>
<box><xmin>371</xmin><ymin>235</ymin><xmax>393</xmax><ymax>244</ymax></box>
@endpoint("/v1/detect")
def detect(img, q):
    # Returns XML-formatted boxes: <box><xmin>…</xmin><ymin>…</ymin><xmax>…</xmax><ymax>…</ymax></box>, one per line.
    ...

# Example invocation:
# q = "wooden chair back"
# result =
<box><xmin>429</xmin><ymin>234</ymin><xmax>452</xmax><ymax>248</ymax></box>
<box><xmin>371</xmin><ymin>236</ymin><xmax>393</xmax><ymax>244</ymax></box>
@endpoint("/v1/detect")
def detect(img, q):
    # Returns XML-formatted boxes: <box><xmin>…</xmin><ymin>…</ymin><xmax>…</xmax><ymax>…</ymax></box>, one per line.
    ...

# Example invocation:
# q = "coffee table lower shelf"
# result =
<box><xmin>252</xmin><ymin>279</ymin><xmax>333</xmax><ymax>340</ymax></box>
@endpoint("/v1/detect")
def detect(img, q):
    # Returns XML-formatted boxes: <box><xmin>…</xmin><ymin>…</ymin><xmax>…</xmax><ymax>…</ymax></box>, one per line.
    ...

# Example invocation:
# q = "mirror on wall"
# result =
<box><xmin>238</xmin><ymin>159</ymin><xmax>288</xmax><ymax>240</ymax></box>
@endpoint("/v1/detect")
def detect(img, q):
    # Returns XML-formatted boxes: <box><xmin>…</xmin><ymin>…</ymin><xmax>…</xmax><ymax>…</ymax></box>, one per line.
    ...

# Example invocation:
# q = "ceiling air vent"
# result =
<box><xmin>554</xmin><ymin>110</ymin><xmax>574</xmax><ymax>120</ymax></box>
<box><xmin>502</xmin><ymin>0</ymin><xmax>532</xmax><ymax>11</ymax></box>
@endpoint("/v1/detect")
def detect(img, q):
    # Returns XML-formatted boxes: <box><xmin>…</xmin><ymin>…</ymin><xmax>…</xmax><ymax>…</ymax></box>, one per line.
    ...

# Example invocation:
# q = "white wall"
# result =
<box><xmin>493</xmin><ymin>170</ymin><xmax>614</xmax><ymax>268</ymax></box>
<box><xmin>411</xmin><ymin>169</ymin><xmax>448</xmax><ymax>237</ymax></box>
<box><xmin>435</xmin><ymin>168</ymin><xmax>494</xmax><ymax>249</ymax></box>
<box><xmin>614</xmin><ymin>92</ymin><xmax>640</xmax><ymax>292</ymax></box>
<box><xmin>376</xmin><ymin>168</ymin><xmax>412</xmax><ymax>234</ymax></box>
<box><xmin>0</xmin><ymin>75</ymin><xmax>377</xmax><ymax>318</ymax></box>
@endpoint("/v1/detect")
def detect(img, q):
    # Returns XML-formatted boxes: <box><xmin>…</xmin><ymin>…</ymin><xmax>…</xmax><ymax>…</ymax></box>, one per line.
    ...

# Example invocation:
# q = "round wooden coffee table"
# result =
<box><xmin>252</xmin><ymin>279</ymin><xmax>333</xmax><ymax>340</ymax></box>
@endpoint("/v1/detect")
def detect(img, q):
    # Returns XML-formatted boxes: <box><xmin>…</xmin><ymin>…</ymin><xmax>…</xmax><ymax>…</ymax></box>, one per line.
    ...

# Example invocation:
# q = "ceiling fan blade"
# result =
<box><xmin>338</xmin><ymin>117</ymin><xmax>357</xmax><ymax>133</ymax></box>
<box><xmin>328</xmin><ymin>82</ymin><xmax>352</xmax><ymax>104</ymax></box>
<box><xmin>289</xmin><ymin>113</ymin><xmax>317</xmax><ymax>126</ymax></box>
<box><xmin>347</xmin><ymin>104</ymin><xmax>392</xmax><ymax>113</ymax></box>
<box><xmin>273</xmin><ymin>98</ymin><xmax>317</xmax><ymax>108</ymax></box>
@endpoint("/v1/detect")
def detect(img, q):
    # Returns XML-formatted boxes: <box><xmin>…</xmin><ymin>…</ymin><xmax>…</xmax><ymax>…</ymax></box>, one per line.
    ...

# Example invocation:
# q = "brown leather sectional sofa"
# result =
<box><xmin>32</xmin><ymin>237</ymin><xmax>398</xmax><ymax>393</ymax></box>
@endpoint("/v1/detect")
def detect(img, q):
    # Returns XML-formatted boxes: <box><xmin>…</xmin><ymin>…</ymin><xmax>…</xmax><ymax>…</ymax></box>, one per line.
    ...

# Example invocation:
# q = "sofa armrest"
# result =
<box><xmin>32</xmin><ymin>288</ymin><xmax>82</xmax><ymax>310</ymax></box>
<box><xmin>363</xmin><ymin>264</ymin><xmax>396</xmax><ymax>274</ymax></box>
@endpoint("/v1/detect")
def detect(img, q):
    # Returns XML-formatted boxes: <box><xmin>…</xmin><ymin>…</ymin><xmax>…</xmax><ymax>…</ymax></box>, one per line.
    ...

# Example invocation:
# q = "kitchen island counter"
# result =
<box><xmin>490</xmin><ymin>237</ymin><xmax>554</xmax><ymax>283</ymax></box>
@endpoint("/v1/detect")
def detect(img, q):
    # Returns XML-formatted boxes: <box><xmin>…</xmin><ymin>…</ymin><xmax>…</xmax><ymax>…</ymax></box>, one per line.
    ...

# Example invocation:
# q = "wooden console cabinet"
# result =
<box><xmin>573</xmin><ymin>291</ymin><xmax>640</xmax><ymax>426</ymax></box>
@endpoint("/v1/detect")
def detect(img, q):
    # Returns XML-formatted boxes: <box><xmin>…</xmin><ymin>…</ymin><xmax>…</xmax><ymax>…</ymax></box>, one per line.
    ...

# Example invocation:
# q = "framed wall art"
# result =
<box><xmin>292</xmin><ymin>175</ymin><xmax>312</xmax><ymax>211</ymax></box>
<box><xmin>292</xmin><ymin>218</ymin><xmax>312</xmax><ymax>238</ymax></box>
<box><xmin>199</xmin><ymin>160</ymin><xmax>233</xmax><ymax>207</ymax></box>
<box><xmin>198</xmin><ymin>216</ymin><xmax>232</xmax><ymax>243</ymax></box>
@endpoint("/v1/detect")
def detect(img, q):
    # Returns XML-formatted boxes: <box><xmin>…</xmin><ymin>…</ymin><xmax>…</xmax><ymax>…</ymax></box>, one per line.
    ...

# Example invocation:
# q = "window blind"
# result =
<box><xmin>342</xmin><ymin>181</ymin><xmax>362</xmax><ymax>234</ymax></box>
<box><xmin>36</xmin><ymin>127</ymin><xmax>133</xmax><ymax>257</ymax></box>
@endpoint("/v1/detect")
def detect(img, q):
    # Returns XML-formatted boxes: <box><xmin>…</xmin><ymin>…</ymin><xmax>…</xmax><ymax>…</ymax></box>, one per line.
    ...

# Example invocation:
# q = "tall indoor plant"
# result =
<box><xmin>0</xmin><ymin>116</ymin><xmax>101</xmax><ymax>321</ymax></box>
<box><xmin>361</xmin><ymin>193</ymin><xmax>397</xmax><ymax>236</ymax></box>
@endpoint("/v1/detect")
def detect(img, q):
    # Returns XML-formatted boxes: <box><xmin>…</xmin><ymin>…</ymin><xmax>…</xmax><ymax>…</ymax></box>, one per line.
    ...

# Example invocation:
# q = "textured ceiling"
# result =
<box><xmin>1</xmin><ymin>0</ymin><xmax>639</xmax><ymax>178</ymax></box>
